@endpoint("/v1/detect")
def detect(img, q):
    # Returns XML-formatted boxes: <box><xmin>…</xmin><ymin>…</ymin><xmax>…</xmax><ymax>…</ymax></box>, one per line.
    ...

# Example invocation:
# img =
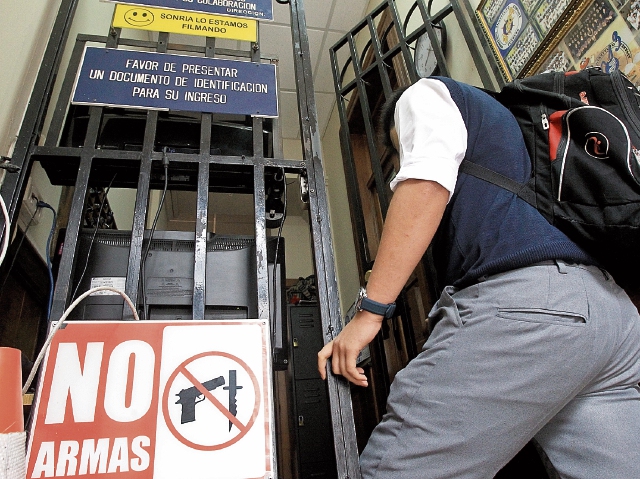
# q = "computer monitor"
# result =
<box><xmin>67</xmin><ymin>229</ymin><xmax>287</xmax><ymax>368</ymax></box>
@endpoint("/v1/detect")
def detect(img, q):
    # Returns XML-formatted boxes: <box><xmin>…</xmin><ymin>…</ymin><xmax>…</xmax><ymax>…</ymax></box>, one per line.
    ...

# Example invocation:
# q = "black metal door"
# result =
<box><xmin>0</xmin><ymin>0</ymin><xmax>361</xmax><ymax>477</ymax></box>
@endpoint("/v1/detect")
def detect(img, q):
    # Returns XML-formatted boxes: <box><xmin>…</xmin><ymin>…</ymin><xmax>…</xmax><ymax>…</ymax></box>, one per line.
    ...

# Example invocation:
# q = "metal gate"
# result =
<box><xmin>0</xmin><ymin>0</ymin><xmax>361</xmax><ymax>477</ymax></box>
<box><xmin>329</xmin><ymin>0</ymin><xmax>494</xmax><ymax>426</ymax></box>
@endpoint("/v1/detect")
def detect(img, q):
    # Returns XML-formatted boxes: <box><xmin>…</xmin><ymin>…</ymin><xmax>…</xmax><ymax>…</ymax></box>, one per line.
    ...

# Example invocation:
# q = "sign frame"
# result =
<box><xmin>71</xmin><ymin>46</ymin><xmax>278</xmax><ymax>117</ymax></box>
<box><xmin>112</xmin><ymin>4</ymin><xmax>258</xmax><ymax>42</ymax></box>
<box><xmin>102</xmin><ymin>0</ymin><xmax>274</xmax><ymax>21</ymax></box>
<box><xmin>25</xmin><ymin>320</ymin><xmax>275</xmax><ymax>479</ymax></box>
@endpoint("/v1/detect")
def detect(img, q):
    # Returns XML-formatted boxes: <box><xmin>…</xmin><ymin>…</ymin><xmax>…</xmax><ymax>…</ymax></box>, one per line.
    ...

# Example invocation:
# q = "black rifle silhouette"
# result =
<box><xmin>175</xmin><ymin>376</ymin><xmax>225</xmax><ymax>424</ymax></box>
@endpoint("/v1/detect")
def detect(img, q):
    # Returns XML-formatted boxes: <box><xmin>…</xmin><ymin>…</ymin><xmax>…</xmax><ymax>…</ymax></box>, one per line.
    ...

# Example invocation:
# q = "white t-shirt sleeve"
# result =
<box><xmin>389</xmin><ymin>78</ymin><xmax>468</xmax><ymax>199</ymax></box>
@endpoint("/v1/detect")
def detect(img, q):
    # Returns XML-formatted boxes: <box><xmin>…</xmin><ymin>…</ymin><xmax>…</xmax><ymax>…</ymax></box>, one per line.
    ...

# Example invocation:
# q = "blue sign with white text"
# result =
<box><xmin>72</xmin><ymin>47</ymin><xmax>278</xmax><ymax>117</ymax></box>
<box><xmin>102</xmin><ymin>0</ymin><xmax>273</xmax><ymax>21</ymax></box>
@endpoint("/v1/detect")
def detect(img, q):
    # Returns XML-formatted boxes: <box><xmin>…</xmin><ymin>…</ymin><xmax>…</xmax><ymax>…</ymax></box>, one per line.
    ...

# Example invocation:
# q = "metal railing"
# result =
<box><xmin>0</xmin><ymin>0</ymin><xmax>360</xmax><ymax>477</ymax></box>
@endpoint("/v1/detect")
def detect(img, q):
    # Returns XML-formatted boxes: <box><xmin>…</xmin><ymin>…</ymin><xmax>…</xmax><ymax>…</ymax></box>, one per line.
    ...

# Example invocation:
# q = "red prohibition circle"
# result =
<box><xmin>161</xmin><ymin>351</ymin><xmax>261</xmax><ymax>451</ymax></box>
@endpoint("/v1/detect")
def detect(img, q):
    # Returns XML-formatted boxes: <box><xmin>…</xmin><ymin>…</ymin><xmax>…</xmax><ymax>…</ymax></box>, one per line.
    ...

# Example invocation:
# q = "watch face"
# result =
<box><xmin>415</xmin><ymin>24</ymin><xmax>445</xmax><ymax>78</ymax></box>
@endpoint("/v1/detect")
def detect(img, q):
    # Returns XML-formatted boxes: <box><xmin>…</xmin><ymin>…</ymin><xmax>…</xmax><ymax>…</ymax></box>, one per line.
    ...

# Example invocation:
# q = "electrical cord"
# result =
<box><xmin>271</xmin><ymin>168</ymin><xmax>287</xmax><ymax>350</ymax></box>
<box><xmin>141</xmin><ymin>150</ymin><xmax>170</xmax><ymax>320</ymax></box>
<box><xmin>0</xmin><ymin>194</ymin><xmax>10</xmax><ymax>267</ymax></box>
<box><xmin>71</xmin><ymin>175</ymin><xmax>116</xmax><ymax>301</ymax></box>
<box><xmin>22</xmin><ymin>286</ymin><xmax>139</xmax><ymax>394</ymax></box>
<box><xmin>37</xmin><ymin>201</ymin><xmax>57</xmax><ymax>320</ymax></box>
<box><xmin>272</xmin><ymin>170</ymin><xmax>287</xmax><ymax>275</ymax></box>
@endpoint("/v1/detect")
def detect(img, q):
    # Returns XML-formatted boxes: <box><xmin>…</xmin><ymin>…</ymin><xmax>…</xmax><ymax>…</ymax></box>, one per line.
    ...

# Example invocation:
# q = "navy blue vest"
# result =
<box><xmin>432</xmin><ymin>77</ymin><xmax>593</xmax><ymax>287</ymax></box>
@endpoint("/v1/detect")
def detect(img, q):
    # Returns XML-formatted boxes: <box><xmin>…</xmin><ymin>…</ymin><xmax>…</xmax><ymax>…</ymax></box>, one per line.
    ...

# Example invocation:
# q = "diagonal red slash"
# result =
<box><xmin>179</xmin><ymin>366</ymin><xmax>248</xmax><ymax>434</ymax></box>
<box><xmin>161</xmin><ymin>350</ymin><xmax>262</xmax><ymax>451</ymax></box>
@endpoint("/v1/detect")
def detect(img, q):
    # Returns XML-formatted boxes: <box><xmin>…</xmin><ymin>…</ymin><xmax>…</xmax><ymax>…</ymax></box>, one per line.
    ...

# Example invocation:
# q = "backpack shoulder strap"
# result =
<box><xmin>459</xmin><ymin>160</ymin><xmax>536</xmax><ymax>207</ymax></box>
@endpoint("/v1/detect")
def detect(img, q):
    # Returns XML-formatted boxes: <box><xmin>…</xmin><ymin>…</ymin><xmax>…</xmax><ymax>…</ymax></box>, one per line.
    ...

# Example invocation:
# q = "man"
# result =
<box><xmin>317</xmin><ymin>77</ymin><xmax>640</xmax><ymax>478</ymax></box>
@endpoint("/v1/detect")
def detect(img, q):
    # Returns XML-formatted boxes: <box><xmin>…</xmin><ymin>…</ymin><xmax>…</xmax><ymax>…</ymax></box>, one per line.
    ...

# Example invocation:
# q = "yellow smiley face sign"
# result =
<box><xmin>123</xmin><ymin>8</ymin><xmax>155</xmax><ymax>27</ymax></box>
<box><xmin>112</xmin><ymin>4</ymin><xmax>257</xmax><ymax>42</ymax></box>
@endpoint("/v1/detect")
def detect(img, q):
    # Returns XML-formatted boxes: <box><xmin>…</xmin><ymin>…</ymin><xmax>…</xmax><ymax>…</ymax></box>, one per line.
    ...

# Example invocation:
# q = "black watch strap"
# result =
<box><xmin>356</xmin><ymin>288</ymin><xmax>396</xmax><ymax>318</ymax></box>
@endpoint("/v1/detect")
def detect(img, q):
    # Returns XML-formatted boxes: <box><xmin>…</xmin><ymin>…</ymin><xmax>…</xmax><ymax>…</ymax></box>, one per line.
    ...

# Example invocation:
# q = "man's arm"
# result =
<box><xmin>318</xmin><ymin>178</ymin><xmax>449</xmax><ymax>386</ymax></box>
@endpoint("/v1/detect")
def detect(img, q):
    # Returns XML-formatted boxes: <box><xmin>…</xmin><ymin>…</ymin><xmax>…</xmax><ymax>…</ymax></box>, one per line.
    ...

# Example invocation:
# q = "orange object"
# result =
<box><xmin>0</xmin><ymin>347</ymin><xmax>24</xmax><ymax>433</ymax></box>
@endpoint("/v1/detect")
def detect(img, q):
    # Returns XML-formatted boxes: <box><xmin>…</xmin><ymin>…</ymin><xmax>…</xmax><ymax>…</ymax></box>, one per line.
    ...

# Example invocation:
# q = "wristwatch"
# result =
<box><xmin>355</xmin><ymin>287</ymin><xmax>396</xmax><ymax>318</ymax></box>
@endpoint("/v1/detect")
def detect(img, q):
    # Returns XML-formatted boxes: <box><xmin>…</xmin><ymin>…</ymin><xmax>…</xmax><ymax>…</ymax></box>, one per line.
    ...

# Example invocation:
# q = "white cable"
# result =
<box><xmin>0</xmin><ymin>194</ymin><xmax>10</xmax><ymax>267</ymax></box>
<box><xmin>22</xmin><ymin>286</ymin><xmax>139</xmax><ymax>394</ymax></box>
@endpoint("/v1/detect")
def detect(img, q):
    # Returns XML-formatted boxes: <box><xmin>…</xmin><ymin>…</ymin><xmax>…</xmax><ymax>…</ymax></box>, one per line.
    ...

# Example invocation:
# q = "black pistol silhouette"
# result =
<box><xmin>175</xmin><ymin>376</ymin><xmax>225</xmax><ymax>424</ymax></box>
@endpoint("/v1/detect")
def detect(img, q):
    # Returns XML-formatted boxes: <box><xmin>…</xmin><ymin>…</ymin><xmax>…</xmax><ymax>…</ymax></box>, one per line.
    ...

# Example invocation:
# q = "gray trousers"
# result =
<box><xmin>359</xmin><ymin>261</ymin><xmax>640</xmax><ymax>479</ymax></box>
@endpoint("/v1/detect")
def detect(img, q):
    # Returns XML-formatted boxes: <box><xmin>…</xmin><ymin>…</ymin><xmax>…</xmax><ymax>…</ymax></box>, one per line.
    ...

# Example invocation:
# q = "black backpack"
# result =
<box><xmin>460</xmin><ymin>68</ymin><xmax>640</xmax><ymax>287</ymax></box>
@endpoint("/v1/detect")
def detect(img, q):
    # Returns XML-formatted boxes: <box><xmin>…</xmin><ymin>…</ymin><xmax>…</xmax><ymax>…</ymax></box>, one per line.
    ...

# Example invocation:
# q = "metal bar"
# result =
<box><xmin>193</xmin><ymin>159</ymin><xmax>209</xmax><ymax>320</ymax></box>
<box><xmin>2</xmin><ymin>0</ymin><xmax>80</xmax><ymax>249</ymax></box>
<box><xmin>249</xmin><ymin>29</ymin><xmax>273</xmax><ymax>468</ymax></box>
<box><xmin>252</xmin><ymin>121</ymin><xmax>264</xmax><ymax>160</ymax></box>
<box><xmin>367</xmin><ymin>16</ymin><xmax>393</xmax><ymax>98</ymax></box>
<box><xmin>388</xmin><ymin>0</ymin><xmax>420</xmax><ymax>84</ymax></box>
<box><xmin>192</xmin><ymin>36</ymin><xmax>216</xmax><ymax>321</ymax></box>
<box><xmin>330</xmin><ymin>47</ymin><xmax>371</xmax><ymax>270</ymax></box>
<box><xmin>431</xmin><ymin>3</ymin><xmax>454</xmax><ymax>25</ymax></box>
<box><xmin>250</xmin><ymin>25</ymin><xmax>270</xmax><ymax>323</ymax></box>
<box><xmin>205</xmin><ymin>35</ymin><xmax>216</xmax><ymax>58</ymax></box>
<box><xmin>50</xmin><ymin>106</ymin><xmax>102</xmax><ymax>321</ymax></box>
<box><xmin>290</xmin><ymin>1</ymin><xmax>361</xmax><ymax>477</ymax></box>
<box><xmin>252</xmin><ymin>119</ymin><xmax>269</xmax><ymax>322</ymax></box>
<box><xmin>32</xmin><ymin>146</ymin><xmax>304</xmax><ymax>169</ymax></box>
<box><xmin>74</xmin><ymin>34</ymin><xmax>279</xmax><ymax>61</ymax></box>
<box><xmin>250</xmin><ymin>153</ymin><xmax>274</xmax><ymax>479</ymax></box>
<box><xmin>253</xmin><ymin>158</ymin><xmax>269</xmax><ymax>321</ymax></box>
<box><xmin>45</xmin><ymin>38</ymin><xmax>87</xmax><ymax>147</ymax></box>
<box><xmin>272</xmin><ymin>116</ymin><xmax>284</xmax><ymax>160</ymax></box>
<box><xmin>415</xmin><ymin>0</ymin><xmax>451</xmax><ymax>78</ymax></box>
<box><xmin>346</xmin><ymin>33</ymin><xmax>390</xmax><ymax>218</ymax></box>
<box><xmin>338</xmin><ymin>39</ymin><xmax>405</xmax><ymax>93</ymax></box>
<box><xmin>123</xmin><ymin>32</ymin><xmax>166</xmax><ymax>320</ymax></box>
<box><xmin>189</xmin><ymin>37</ymin><xmax>214</xmax><ymax>320</ymax></box>
<box><xmin>32</xmin><ymin>146</ymin><xmax>138</xmax><ymax>159</ymax></box>
<box><xmin>193</xmin><ymin>115</ymin><xmax>212</xmax><ymax>320</ymax></box>
<box><xmin>123</xmin><ymin>146</ymin><xmax>151</xmax><ymax>320</ymax></box>
<box><xmin>252</xmin><ymin>108</ymin><xmax>264</xmax><ymax>156</ymax></box>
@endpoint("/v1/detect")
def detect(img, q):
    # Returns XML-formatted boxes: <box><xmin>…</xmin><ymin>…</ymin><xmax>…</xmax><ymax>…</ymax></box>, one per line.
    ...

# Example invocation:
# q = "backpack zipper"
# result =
<box><xmin>612</xmin><ymin>70</ymin><xmax>640</xmax><ymax>137</ymax></box>
<box><xmin>541</xmin><ymin>112</ymin><xmax>549</xmax><ymax>130</ymax></box>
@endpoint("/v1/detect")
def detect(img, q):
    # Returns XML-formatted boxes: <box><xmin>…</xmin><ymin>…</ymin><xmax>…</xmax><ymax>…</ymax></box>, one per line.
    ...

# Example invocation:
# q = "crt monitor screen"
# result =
<box><xmin>67</xmin><ymin>229</ymin><xmax>287</xmax><ymax>367</ymax></box>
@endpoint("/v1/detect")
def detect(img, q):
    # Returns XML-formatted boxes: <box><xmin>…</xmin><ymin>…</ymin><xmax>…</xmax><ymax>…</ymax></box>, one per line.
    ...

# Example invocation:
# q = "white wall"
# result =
<box><xmin>282</xmin><ymin>138</ymin><xmax>329</xmax><ymax>282</ymax></box>
<box><xmin>278</xmin><ymin>215</ymin><xmax>314</xmax><ymax>280</ymax></box>
<box><xmin>0</xmin><ymin>0</ymin><xmax>149</xmax><ymax>261</ymax></box>
<box><xmin>0</xmin><ymin>0</ymin><xmax>62</xmax><ymax>158</ymax></box>
<box><xmin>0</xmin><ymin>0</ymin><xmax>63</xmax><ymax>259</ymax></box>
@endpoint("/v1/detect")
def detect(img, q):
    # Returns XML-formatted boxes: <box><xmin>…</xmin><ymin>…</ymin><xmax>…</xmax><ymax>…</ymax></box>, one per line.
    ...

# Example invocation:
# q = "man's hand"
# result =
<box><xmin>317</xmin><ymin>310</ymin><xmax>383</xmax><ymax>387</ymax></box>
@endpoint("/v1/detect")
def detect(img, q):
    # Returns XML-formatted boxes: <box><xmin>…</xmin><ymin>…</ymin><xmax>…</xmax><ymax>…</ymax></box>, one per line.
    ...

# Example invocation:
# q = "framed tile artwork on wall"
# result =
<box><xmin>475</xmin><ymin>0</ymin><xmax>590</xmax><ymax>81</ymax></box>
<box><xmin>535</xmin><ymin>0</ymin><xmax>640</xmax><ymax>88</ymax></box>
